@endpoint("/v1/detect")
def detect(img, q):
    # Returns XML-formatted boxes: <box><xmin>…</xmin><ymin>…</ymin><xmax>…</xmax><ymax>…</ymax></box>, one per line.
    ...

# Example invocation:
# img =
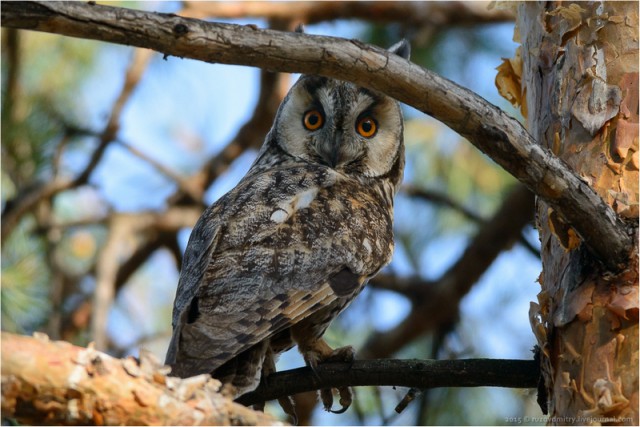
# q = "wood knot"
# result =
<box><xmin>173</xmin><ymin>23</ymin><xmax>189</xmax><ymax>37</ymax></box>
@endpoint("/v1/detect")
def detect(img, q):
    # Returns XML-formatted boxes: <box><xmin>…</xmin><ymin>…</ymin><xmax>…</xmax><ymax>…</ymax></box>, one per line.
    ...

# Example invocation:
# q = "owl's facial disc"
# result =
<box><xmin>276</xmin><ymin>76</ymin><xmax>403</xmax><ymax>179</ymax></box>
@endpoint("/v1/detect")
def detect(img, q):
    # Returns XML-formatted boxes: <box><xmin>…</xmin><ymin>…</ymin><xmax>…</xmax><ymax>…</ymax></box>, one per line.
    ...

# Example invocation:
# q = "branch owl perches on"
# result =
<box><xmin>165</xmin><ymin>40</ymin><xmax>411</xmax><ymax>418</ymax></box>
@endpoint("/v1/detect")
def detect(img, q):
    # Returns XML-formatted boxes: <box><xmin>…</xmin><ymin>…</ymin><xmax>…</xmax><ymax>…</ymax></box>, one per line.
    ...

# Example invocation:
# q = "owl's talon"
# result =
<box><xmin>319</xmin><ymin>385</ymin><xmax>352</xmax><ymax>413</ymax></box>
<box><xmin>277</xmin><ymin>395</ymin><xmax>298</xmax><ymax>425</ymax></box>
<box><xmin>320</xmin><ymin>388</ymin><xmax>334</xmax><ymax>411</ymax></box>
<box><xmin>326</xmin><ymin>345</ymin><xmax>355</xmax><ymax>364</ymax></box>
<box><xmin>329</xmin><ymin>404</ymin><xmax>349</xmax><ymax>414</ymax></box>
<box><xmin>306</xmin><ymin>358</ymin><xmax>322</xmax><ymax>380</ymax></box>
<box><xmin>329</xmin><ymin>386</ymin><xmax>352</xmax><ymax>413</ymax></box>
<box><xmin>220</xmin><ymin>383</ymin><xmax>238</xmax><ymax>398</ymax></box>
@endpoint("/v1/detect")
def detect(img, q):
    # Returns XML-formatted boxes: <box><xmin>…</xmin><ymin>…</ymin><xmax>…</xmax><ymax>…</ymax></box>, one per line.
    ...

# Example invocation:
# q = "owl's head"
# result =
<box><xmin>271</xmin><ymin>41</ymin><xmax>410</xmax><ymax>188</ymax></box>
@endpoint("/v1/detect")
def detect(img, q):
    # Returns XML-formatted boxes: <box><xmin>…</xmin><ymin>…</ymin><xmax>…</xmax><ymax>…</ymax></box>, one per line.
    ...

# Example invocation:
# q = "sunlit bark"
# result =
<box><xmin>505</xmin><ymin>2</ymin><xmax>639</xmax><ymax>424</ymax></box>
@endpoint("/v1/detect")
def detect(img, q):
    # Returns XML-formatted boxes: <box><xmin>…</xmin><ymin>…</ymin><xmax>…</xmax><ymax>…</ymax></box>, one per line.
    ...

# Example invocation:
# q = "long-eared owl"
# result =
<box><xmin>166</xmin><ymin>39</ymin><xmax>410</xmax><ymax>414</ymax></box>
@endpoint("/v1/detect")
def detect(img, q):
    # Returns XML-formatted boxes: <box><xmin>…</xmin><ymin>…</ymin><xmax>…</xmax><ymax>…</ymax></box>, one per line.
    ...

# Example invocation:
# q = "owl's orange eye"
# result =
<box><xmin>303</xmin><ymin>110</ymin><xmax>324</xmax><ymax>131</ymax></box>
<box><xmin>356</xmin><ymin>116</ymin><xmax>377</xmax><ymax>138</ymax></box>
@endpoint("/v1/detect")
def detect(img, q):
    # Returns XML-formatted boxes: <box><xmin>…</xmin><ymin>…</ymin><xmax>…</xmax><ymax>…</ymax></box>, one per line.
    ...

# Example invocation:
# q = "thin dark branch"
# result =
<box><xmin>114</xmin><ymin>237</ymin><xmax>163</xmax><ymax>291</ymax></box>
<box><xmin>163</xmin><ymin>231</ymin><xmax>184</xmax><ymax>272</ymax></box>
<box><xmin>403</xmin><ymin>185</ymin><xmax>485</xmax><ymax>223</ymax></box>
<box><xmin>114</xmin><ymin>140</ymin><xmax>204</xmax><ymax>204</ymax></box>
<box><xmin>236</xmin><ymin>358</ymin><xmax>539</xmax><ymax>407</ymax></box>
<box><xmin>1</xmin><ymin>1</ymin><xmax>630</xmax><ymax>269</ymax></box>
<box><xmin>1</xmin><ymin>178</ymin><xmax>74</xmax><ymax>244</ymax></box>
<box><xmin>403</xmin><ymin>185</ymin><xmax>541</xmax><ymax>258</ymax></box>
<box><xmin>369</xmin><ymin>273</ymin><xmax>433</xmax><ymax>303</ymax></box>
<box><xmin>114</xmin><ymin>230</ymin><xmax>184</xmax><ymax>290</ymax></box>
<box><xmin>73</xmin><ymin>49</ymin><xmax>152</xmax><ymax>186</ymax></box>
<box><xmin>1</xmin><ymin>47</ymin><xmax>152</xmax><ymax>245</ymax></box>
<box><xmin>518</xmin><ymin>228</ymin><xmax>542</xmax><ymax>258</ymax></box>
<box><xmin>167</xmin><ymin>69</ymin><xmax>287</xmax><ymax>208</ymax></box>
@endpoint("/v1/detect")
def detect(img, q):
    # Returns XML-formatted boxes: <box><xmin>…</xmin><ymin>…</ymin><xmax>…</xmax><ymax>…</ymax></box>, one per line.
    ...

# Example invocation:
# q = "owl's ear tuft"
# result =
<box><xmin>388</xmin><ymin>39</ymin><xmax>411</xmax><ymax>61</ymax></box>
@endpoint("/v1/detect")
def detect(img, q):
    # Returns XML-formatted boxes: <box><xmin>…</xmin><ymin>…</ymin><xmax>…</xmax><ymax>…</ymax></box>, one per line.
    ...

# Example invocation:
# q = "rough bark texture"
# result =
<box><xmin>0</xmin><ymin>333</ymin><xmax>282</xmax><ymax>426</ymax></box>
<box><xmin>0</xmin><ymin>0</ymin><xmax>632</xmax><ymax>270</ymax></box>
<box><xmin>504</xmin><ymin>2</ymin><xmax>639</xmax><ymax>424</ymax></box>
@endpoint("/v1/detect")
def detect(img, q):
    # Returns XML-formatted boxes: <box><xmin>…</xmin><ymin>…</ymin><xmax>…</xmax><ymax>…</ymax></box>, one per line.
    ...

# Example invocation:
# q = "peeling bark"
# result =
<box><xmin>1</xmin><ymin>333</ymin><xmax>281</xmax><ymax>426</ymax></box>
<box><xmin>1</xmin><ymin>333</ymin><xmax>538</xmax><ymax>425</ymax></box>
<box><xmin>511</xmin><ymin>2</ymin><xmax>639</xmax><ymax>424</ymax></box>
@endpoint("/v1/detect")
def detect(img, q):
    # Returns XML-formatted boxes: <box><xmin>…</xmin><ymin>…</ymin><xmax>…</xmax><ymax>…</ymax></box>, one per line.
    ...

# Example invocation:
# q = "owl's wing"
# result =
<box><xmin>164</xmin><ymin>205</ymin><xmax>221</xmax><ymax>371</ymax></box>
<box><xmin>165</xmin><ymin>165</ymin><xmax>375</xmax><ymax>378</ymax></box>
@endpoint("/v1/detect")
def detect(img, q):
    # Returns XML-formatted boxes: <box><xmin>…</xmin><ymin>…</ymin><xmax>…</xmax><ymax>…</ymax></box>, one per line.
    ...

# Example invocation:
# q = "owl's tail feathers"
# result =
<box><xmin>257</xmin><ymin>346</ymin><xmax>298</xmax><ymax>424</ymax></box>
<box><xmin>278</xmin><ymin>396</ymin><xmax>298</xmax><ymax>425</ymax></box>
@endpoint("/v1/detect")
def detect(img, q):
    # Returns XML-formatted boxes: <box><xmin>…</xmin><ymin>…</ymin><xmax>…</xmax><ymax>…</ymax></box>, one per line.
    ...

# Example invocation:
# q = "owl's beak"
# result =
<box><xmin>317</xmin><ymin>135</ymin><xmax>342</xmax><ymax>168</ymax></box>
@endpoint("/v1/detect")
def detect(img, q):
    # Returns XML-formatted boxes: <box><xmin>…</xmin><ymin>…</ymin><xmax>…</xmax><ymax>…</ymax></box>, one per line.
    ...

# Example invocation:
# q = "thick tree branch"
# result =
<box><xmin>237</xmin><ymin>358</ymin><xmax>539</xmax><ymax>407</ymax></box>
<box><xmin>182</xmin><ymin>1</ymin><xmax>515</xmax><ymax>27</ymax></box>
<box><xmin>1</xmin><ymin>332</ymin><xmax>538</xmax><ymax>424</ymax></box>
<box><xmin>2</xmin><ymin>1</ymin><xmax>631</xmax><ymax>270</ymax></box>
<box><xmin>1</xmin><ymin>332</ymin><xmax>280</xmax><ymax>426</ymax></box>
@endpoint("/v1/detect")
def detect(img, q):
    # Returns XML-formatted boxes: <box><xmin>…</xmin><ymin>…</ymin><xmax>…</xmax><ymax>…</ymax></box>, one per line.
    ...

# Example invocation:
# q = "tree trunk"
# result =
<box><xmin>514</xmin><ymin>1</ymin><xmax>638</xmax><ymax>424</ymax></box>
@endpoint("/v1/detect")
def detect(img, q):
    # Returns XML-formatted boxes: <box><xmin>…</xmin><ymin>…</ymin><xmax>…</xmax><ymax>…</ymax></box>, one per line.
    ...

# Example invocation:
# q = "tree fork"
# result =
<box><xmin>1</xmin><ymin>0</ymin><xmax>634</xmax><ymax>270</ymax></box>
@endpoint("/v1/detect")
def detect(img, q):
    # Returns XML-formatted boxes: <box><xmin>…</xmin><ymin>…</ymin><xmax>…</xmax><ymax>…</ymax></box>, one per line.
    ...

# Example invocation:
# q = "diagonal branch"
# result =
<box><xmin>403</xmin><ymin>185</ymin><xmax>541</xmax><ymax>258</ymax></box>
<box><xmin>73</xmin><ymin>49</ymin><xmax>153</xmax><ymax>186</ymax></box>
<box><xmin>1</xmin><ymin>1</ymin><xmax>631</xmax><ymax>269</ymax></box>
<box><xmin>114</xmin><ymin>139</ymin><xmax>204</xmax><ymax>204</ymax></box>
<box><xmin>362</xmin><ymin>184</ymin><xmax>535</xmax><ymax>358</ymax></box>
<box><xmin>1</xmin><ymin>46</ymin><xmax>152</xmax><ymax>245</ymax></box>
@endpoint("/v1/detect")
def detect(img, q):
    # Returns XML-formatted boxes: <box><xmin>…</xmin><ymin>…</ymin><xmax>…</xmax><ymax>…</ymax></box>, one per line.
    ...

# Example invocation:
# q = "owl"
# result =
<box><xmin>166</xmin><ymin>39</ymin><xmax>410</xmax><ymax>416</ymax></box>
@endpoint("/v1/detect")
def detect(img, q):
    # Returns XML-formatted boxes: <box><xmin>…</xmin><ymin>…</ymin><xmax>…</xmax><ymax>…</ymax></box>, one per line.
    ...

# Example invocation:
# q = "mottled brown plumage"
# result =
<box><xmin>166</xmin><ymin>40</ymin><xmax>410</xmax><ymax>414</ymax></box>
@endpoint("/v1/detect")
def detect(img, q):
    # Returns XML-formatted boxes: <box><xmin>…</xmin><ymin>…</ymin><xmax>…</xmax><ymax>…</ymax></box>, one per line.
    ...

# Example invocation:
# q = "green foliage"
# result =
<box><xmin>1</xmin><ymin>218</ymin><xmax>51</xmax><ymax>333</ymax></box>
<box><xmin>1</xmin><ymin>30</ymin><xmax>98</xmax><ymax>188</ymax></box>
<box><xmin>1</xmin><ymin>30</ymin><xmax>100</xmax><ymax>333</ymax></box>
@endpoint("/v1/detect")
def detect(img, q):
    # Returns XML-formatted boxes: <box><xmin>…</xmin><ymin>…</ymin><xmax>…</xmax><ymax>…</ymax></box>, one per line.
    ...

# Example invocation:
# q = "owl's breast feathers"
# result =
<box><xmin>166</xmin><ymin>157</ymin><xmax>395</xmax><ymax>377</ymax></box>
